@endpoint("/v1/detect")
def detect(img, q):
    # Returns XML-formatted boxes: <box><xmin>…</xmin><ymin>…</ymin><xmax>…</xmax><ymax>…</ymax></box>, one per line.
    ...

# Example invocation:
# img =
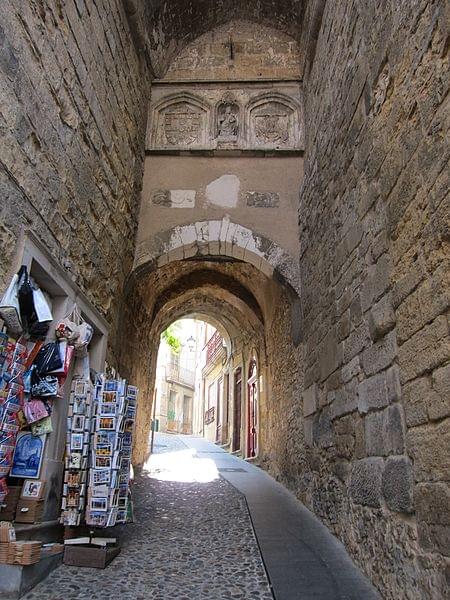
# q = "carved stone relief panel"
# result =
<box><xmin>149</xmin><ymin>94</ymin><xmax>210</xmax><ymax>149</ymax></box>
<box><xmin>247</xmin><ymin>95</ymin><xmax>301</xmax><ymax>149</ymax></box>
<box><xmin>147</xmin><ymin>87</ymin><xmax>303</xmax><ymax>151</ymax></box>
<box><xmin>254</xmin><ymin>103</ymin><xmax>291</xmax><ymax>145</ymax></box>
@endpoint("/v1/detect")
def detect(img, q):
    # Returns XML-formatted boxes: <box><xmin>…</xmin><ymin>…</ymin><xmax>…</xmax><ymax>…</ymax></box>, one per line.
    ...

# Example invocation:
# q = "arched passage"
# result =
<box><xmin>119</xmin><ymin>252</ymin><xmax>303</xmax><ymax>475</ymax></box>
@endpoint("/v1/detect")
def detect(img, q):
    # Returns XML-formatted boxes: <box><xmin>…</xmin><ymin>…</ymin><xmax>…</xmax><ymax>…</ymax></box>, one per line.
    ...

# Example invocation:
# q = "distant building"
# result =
<box><xmin>154</xmin><ymin>320</ymin><xmax>202</xmax><ymax>434</ymax></box>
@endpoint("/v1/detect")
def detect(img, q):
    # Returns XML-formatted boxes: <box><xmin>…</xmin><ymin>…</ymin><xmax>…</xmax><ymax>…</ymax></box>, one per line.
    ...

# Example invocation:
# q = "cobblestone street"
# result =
<box><xmin>23</xmin><ymin>433</ymin><xmax>273</xmax><ymax>600</ymax></box>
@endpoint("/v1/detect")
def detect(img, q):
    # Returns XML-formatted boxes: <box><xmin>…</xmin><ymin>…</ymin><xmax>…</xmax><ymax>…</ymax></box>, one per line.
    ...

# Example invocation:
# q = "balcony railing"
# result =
<box><xmin>204</xmin><ymin>406</ymin><xmax>215</xmax><ymax>425</ymax></box>
<box><xmin>205</xmin><ymin>331</ymin><xmax>224</xmax><ymax>365</ymax></box>
<box><xmin>165</xmin><ymin>363</ymin><xmax>195</xmax><ymax>388</ymax></box>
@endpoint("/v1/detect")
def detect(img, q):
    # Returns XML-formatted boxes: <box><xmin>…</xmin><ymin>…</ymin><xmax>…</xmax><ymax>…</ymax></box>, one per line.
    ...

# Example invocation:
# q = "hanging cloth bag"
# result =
<box><xmin>32</xmin><ymin>287</ymin><xmax>53</xmax><ymax>323</ymax></box>
<box><xmin>0</xmin><ymin>274</ymin><xmax>22</xmax><ymax>335</ymax></box>
<box><xmin>24</xmin><ymin>399</ymin><xmax>49</xmax><ymax>424</ymax></box>
<box><xmin>29</xmin><ymin>285</ymin><xmax>53</xmax><ymax>339</ymax></box>
<box><xmin>17</xmin><ymin>265</ymin><xmax>37</xmax><ymax>332</ymax></box>
<box><xmin>33</xmin><ymin>341</ymin><xmax>63</xmax><ymax>375</ymax></box>
<box><xmin>31</xmin><ymin>375</ymin><xmax>59</xmax><ymax>398</ymax></box>
<box><xmin>71</xmin><ymin>305</ymin><xmax>93</xmax><ymax>357</ymax></box>
<box><xmin>55</xmin><ymin>305</ymin><xmax>80</xmax><ymax>342</ymax></box>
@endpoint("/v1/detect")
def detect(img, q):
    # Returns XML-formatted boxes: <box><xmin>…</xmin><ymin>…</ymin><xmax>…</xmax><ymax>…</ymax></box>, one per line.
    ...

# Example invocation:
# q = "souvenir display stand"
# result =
<box><xmin>0</xmin><ymin>264</ymin><xmax>138</xmax><ymax>580</ymax></box>
<box><xmin>60</xmin><ymin>379</ymin><xmax>94</xmax><ymax>526</ymax></box>
<box><xmin>85</xmin><ymin>377</ymin><xmax>137</xmax><ymax>528</ymax></box>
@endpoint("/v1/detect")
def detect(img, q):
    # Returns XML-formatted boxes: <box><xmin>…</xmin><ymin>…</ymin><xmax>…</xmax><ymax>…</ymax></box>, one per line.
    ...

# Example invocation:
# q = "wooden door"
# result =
<box><xmin>247</xmin><ymin>360</ymin><xmax>258</xmax><ymax>458</ymax></box>
<box><xmin>232</xmin><ymin>368</ymin><xmax>242</xmax><ymax>452</ymax></box>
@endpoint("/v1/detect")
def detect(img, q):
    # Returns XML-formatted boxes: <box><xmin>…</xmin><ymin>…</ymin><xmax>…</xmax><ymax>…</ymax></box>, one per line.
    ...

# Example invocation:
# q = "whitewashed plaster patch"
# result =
<box><xmin>170</xmin><ymin>189</ymin><xmax>196</xmax><ymax>207</ymax></box>
<box><xmin>206</xmin><ymin>174</ymin><xmax>240</xmax><ymax>208</ymax></box>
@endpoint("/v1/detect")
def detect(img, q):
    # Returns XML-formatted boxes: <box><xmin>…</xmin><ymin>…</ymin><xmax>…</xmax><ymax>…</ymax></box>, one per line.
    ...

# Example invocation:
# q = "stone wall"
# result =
<box><xmin>145</xmin><ymin>1</ymin><xmax>304</xmax><ymax>77</ymax></box>
<box><xmin>0</xmin><ymin>0</ymin><xmax>149</xmax><ymax>343</ymax></box>
<box><xmin>298</xmin><ymin>1</ymin><xmax>449</xmax><ymax>597</ymax></box>
<box><xmin>260</xmin><ymin>290</ymin><xmax>307</xmax><ymax>493</ymax></box>
<box><xmin>164</xmin><ymin>20</ymin><xmax>301</xmax><ymax>81</ymax></box>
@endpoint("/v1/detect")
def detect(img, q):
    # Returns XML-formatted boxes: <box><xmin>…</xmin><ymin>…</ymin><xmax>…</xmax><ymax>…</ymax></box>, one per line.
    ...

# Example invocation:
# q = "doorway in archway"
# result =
<box><xmin>247</xmin><ymin>359</ymin><xmax>258</xmax><ymax>458</ymax></box>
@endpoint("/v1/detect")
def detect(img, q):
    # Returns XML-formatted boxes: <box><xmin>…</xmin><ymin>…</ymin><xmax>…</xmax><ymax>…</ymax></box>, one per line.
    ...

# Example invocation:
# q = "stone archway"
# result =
<box><xmin>134</xmin><ymin>219</ymin><xmax>302</xmax><ymax>296</ymax></box>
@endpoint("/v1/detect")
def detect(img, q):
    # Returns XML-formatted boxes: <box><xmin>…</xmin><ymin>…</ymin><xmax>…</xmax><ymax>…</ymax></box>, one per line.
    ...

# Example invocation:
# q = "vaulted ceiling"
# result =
<box><xmin>124</xmin><ymin>0</ymin><xmax>307</xmax><ymax>76</ymax></box>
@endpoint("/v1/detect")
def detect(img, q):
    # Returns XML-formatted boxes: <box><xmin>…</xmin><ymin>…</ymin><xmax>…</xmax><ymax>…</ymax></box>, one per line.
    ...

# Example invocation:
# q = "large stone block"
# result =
<box><xmin>358</xmin><ymin>371</ymin><xmax>388</xmax><ymax>413</ymax></box>
<box><xmin>383</xmin><ymin>404</ymin><xmax>406</xmax><ymax>455</ymax></box>
<box><xmin>396</xmin><ymin>264</ymin><xmax>450</xmax><ymax>344</ymax></box>
<box><xmin>361</xmin><ymin>329</ymin><xmax>397</xmax><ymax>376</ymax></box>
<box><xmin>361</xmin><ymin>253</ymin><xmax>392</xmax><ymax>313</ymax></box>
<box><xmin>341</xmin><ymin>355</ymin><xmax>361</xmax><ymax>383</ymax></box>
<box><xmin>365</xmin><ymin>410</ymin><xmax>384</xmax><ymax>456</ymax></box>
<box><xmin>368</xmin><ymin>293</ymin><xmax>396</xmax><ymax>341</ymax></box>
<box><xmin>429</xmin><ymin>363</ymin><xmax>450</xmax><ymax>421</ymax></box>
<box><xmin>382</xmin><ymin>455</ymin><xmax>414</xmax><ymax>513</ymax></box>
<box><xmin>407</xmin><ymin>419</ymin><xmax>450</xmax><ymax>482</ymax></box>
<box><xmin>398</xmin><ymin>316</ymin><xmax>450</xmax><ymax>384</ymax></box>
<box><xmin>385</xmin><ymin>364</ymin><xmax>401</xmax><ymax>403</ymax></box>
<box><xmin>364</xmin><ymin>404</ymin><xmax>405</xmax><ymax>457</ymax></box>
<box><xmin>402</xmin><ymin>376</ymin><xmax>433</xmax><ymax>427</ymax></box>
<box><xmin>343</xmin><ymin>321</ymin><xmax>371</xmax><ymax>363</ymax></box>
<box><xmin>303</xmin><ymin>383</ymin><xmax>318</xmax><ymax>417</ymax></box>
<box><xmin>349</xmin><ymin>457</ymin><xmax>384</xmax><ymax>507</ymax></box>
<box><xmin>312</xmin><ymin>407</ymin><xmax>333</xmax><ymax>448</ymax></box>
<box><xmin>319</xmin><ymin>330</ymin><xmax>341</xmax><ymax>381</ymax></box>
<box><xmin>416</xmin><ymin>483</ymin><xmax>450</xmax><ymax>556</ymax></box>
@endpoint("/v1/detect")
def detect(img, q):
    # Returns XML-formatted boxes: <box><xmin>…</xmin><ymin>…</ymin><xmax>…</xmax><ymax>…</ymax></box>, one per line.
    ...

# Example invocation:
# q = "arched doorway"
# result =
<box><xmin>247</xmin><ymin>358</ymin><xmax>258</xmax><ymax>458</ymax></box>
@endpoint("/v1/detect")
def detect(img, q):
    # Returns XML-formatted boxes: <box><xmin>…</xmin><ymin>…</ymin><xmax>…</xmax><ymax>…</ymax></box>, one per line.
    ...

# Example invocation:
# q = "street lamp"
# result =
<box><xmin>186</xmin><ymin>335</ymin><xmax>196</xmax><ymax>352</ymax></box>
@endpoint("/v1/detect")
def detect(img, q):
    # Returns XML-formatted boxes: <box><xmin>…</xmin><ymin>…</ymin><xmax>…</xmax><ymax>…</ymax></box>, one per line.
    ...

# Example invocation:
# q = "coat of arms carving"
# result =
<box><xmin>254</xmin><ymin>103</ymin><xmax>290</xmax><ymax>146</ymax></box>
<box><xmin>162</xmin><ymin>103</ymin><xmax>203</xmax><ymax>146</ymax></box>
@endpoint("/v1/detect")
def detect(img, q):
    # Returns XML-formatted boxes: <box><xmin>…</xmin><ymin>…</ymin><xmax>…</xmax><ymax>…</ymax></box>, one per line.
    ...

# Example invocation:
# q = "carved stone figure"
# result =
<box><xmin>217</xmin><ymin>103</ymin><xmax>239</xmax><ymax>139</ymax></box>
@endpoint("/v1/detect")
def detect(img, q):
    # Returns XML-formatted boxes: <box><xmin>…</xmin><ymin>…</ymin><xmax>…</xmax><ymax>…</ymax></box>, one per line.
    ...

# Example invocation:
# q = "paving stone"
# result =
<box><xmin>23</xmin><ymin>433</ymin><xmax>273</xmax><ymax>600</ymax></box>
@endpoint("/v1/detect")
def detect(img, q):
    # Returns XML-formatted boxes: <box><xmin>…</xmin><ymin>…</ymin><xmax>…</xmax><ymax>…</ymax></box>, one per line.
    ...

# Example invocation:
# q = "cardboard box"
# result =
<box><xmin>15</xmin><ymin>499</ymin><xmax>44</xmax><ymax>524</ymax></box>
<box><xmin>63</xmin><ymin>544</ymin><xmax>121</xmax><ymax>569</ymax></box>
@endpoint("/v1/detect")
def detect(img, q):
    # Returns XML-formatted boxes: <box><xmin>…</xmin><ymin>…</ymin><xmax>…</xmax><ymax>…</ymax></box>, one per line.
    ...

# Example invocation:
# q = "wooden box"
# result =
<box><xmin>15</xmin><ymin>499</ymin><xmax>44</xmax><ymax>524</ymax></box>
<box><xmin>0</xmin><ymin>487</ymin><xmax>22</xmax><ymax>521</ymax></box>
<box><xmin>63</xmin><ymin>544</ymin><xmax>121</xmax><ymax>569</ymax></box>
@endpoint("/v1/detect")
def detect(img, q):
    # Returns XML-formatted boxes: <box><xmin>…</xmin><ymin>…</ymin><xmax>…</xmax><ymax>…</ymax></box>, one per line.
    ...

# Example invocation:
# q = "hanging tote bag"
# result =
<box><xmin>0</xmin><ymin>274</ymin><xmax>22</xmax><ymax>335</ymax></box>
<box><xmin>71</xmin><ymin>304</ymin><xmax>93</xmax><ymax>357</ymax></box>
<box><xmin>33</xmin><ymin>341</ymin><xmax>63</xmax><ymax>375</ymax></box>
<box><xmin>24</xmin><ymin>399</ymin><xmax>49</xmax><ymax>424</ymax></box>
<box><xmin>17</xmin><ymin>265</ymin><xmax>37</xmax><ymax>331</ymax></box>
<box><xmin>32</xmin><ymin>287</ymin><xmax>53</xmax><ymax>323</ymax></box>
<box><xmin>55</xmin><ymin>306</ymin><xmax>79</xmax><ymax>342</ymax></box>
<box><xmin>30</xmin><ymin>285</ymin><xmax>53</xmax><ymax>339</ymax></box>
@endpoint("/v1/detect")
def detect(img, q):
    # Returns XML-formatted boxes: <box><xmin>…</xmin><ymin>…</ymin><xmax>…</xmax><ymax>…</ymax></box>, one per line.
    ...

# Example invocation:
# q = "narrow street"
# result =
<box><xmin>23</xmin><ymin>433</ymin><xmax>378</xmax><ymax>600</ymax></box>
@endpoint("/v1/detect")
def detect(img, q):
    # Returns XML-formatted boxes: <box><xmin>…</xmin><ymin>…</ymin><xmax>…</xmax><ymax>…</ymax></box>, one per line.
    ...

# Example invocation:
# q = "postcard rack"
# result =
<box><xmin>85</xmin><ymin>376</ymin><xmax>137</xmax><ymax>528</ymax></box>
<box><xmin>60</xmin><ymin>379</ymin><xmax>93</xmax><ymax>526</ymax></box>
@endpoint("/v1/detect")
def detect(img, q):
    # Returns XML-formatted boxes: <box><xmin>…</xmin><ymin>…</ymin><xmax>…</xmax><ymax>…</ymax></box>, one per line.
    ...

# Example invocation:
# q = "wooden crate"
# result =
<box><xmin>63</xmin><ymin>544</ymin><xmax>121</xmax><ymax>569</ymax></box>
<box><xmin>0</xmin><ymin>487</ymin><xmax>22</xmax><ymax>521</ymax></box>
<box><xmin>15</xmin><ymin>499</ymin><xmax>44</xmax><ymax>524</ymax></box>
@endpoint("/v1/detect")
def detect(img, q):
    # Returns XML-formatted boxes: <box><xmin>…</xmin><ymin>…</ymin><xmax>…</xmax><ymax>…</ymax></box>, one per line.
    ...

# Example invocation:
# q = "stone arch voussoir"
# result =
<box><xmin>133</xmin><ymin>219</ymin><xmax>301</xmax><ymax>297</ymax></box>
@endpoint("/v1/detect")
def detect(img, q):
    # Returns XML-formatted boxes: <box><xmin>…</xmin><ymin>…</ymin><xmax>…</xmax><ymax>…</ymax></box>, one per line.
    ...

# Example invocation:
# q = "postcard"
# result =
<box><xmin>97</xmin><ymin>416</ymin><xmax>115</xmax><ymax>430</ymax></box>
<box><xmin>99</xmin><ymin>403</ymin><xmax>116</xmax><ymax>417</ymax></box>
<box><xmin>70</xmin><ymin>433</ymin><xmax>83</xmax><ymax>451</ymax></box>
<box><xmin>72</xmin><ymin>415</ymin><xmax>85</xmax><ymax>432</ymax></box>
<box><xmin>92</xmin><ymin>469</ymin><xmax>110</xmax><ymax>484</ymax></box>
<box><xmin>95</xmin><ymin>455</ymin><xmax>112</xmax><ymax>469</ymax></box>
<box><xmin>90</xmin><ymin>497</ymin><xmax>108</xmax><ymax>512</ymax></box>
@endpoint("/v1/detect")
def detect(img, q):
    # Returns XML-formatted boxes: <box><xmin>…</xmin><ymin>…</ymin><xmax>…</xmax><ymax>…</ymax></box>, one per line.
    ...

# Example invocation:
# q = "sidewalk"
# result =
<box><xmin>181</xmin><ymin>435</ymin><xmax>380</xmax><ymax>600</ymax></box>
